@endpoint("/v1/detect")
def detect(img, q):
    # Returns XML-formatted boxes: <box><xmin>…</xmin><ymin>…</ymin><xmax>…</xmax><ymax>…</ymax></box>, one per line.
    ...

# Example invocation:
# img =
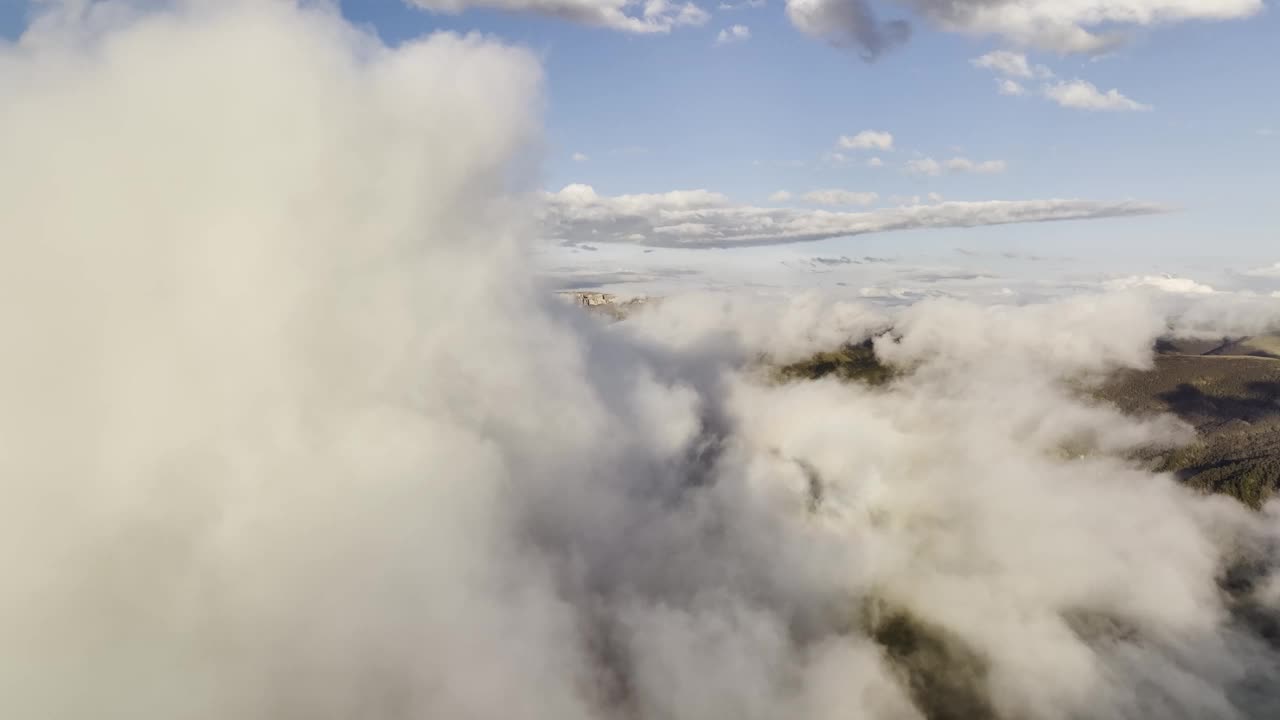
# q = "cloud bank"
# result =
<box><xmin>786</xmin><ymin>0</ymin><xmax>1261</xmax><ymax>59</ymax></box>
<box><xmin>4</xmin><ymin>4</ymin><xmax>1280</xmax><ymax>720</ymax></box>
<box><xmin>405</xmin><ymin>0</ymin><xmax>710</xmax><ymax>33</ymax></box>
<box><xmin>543</xmin><ymin>184</ymin><xmax>1165</xmax><ymax>247</ymax></box>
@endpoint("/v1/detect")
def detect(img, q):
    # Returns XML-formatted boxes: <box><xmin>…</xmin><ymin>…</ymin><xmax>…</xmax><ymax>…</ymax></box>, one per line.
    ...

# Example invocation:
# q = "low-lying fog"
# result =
<box><xmin>3</xmin><ymin>3</ymin><xmax>1278</xmax><ymax>719</ymax></box>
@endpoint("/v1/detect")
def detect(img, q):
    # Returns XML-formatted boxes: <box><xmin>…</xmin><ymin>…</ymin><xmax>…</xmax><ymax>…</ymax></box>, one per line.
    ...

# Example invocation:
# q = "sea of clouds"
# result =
<box><xmin>3</xmin><ymin>2</ymin><xmax>1280</xmax><ymax>719</ymax></box>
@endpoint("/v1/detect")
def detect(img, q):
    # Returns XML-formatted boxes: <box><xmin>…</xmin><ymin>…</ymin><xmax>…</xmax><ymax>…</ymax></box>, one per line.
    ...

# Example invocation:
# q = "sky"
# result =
<box><xmin>4</xmin><ymin>0</ymin><xmax>1278</xmax><ymax>293</ymax></box>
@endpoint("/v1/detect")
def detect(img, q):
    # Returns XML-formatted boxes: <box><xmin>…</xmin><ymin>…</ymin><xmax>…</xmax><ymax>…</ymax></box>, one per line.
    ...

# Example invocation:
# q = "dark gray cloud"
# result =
<box><xmin>786</xmin><ymin>0</ymin><xmax>911</xmax><ymax>60</ymax></box>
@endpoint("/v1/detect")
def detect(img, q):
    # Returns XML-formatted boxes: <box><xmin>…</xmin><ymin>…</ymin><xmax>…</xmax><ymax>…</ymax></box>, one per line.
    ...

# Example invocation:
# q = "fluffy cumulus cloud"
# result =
<box><xmin>1105</xmin><ymin>274</ymin><xmax>1217</xmax><ymax>294</ymax></box>
<box><xmin>543</xmin><ymin>184</ymin><xmax>1165</xmax><ymax>247</ymax></box>
<box><xmin>715</xmin><ymin>23</ymin><xmax>751</xmax><ymax>44</ymax></box>
<box><xmin>838</xmin><ymin>129</ymin><xmax>895</xmax><ymax>151</ymax></box>
<box><xmin>7</xmin><ymin>3</ymin><xmax>1280</xmax><ymax>720</ymax></box>
<box><xmin>1044</xmin><ymin>79</ymin><xmax>1152</xmax><ymax>111</ymax></box>
<box><xmin>405</xmin><ymin>0</ymin><xmax>709</xmax><ymax>33</ymax></box>
<box><xmin>788</xmin><ymin>0</ymin><xmax>1262</xmax><ymax>58</ymax></box>
<box><xmin>971</xmin><ymin>54</ymin><xmax>1150</xmax><ymax>111</ymax></box>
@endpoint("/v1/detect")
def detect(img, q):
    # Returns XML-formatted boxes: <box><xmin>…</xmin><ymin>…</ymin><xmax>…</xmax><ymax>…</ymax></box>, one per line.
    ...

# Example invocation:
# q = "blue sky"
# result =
<box><xmin>4</xmin><ymin>0</ymin><xmax>1278</xmax><ymax>285</ymax></box>
<box><xmin>345</xmin><ymin>0</ymin><xmax>1278</xmax><ymax>263</ymax></box>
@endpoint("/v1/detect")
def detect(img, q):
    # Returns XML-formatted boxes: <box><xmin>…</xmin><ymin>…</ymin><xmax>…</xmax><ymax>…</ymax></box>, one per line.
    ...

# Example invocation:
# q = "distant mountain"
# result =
<box><xmin>776</xmin><ymin>334</ymin><xmax>1280</xmax><ymax>507</ymax></box>
<box><xmin>1104</xmin><ymin>336</ymin><xmax>1280</xmax><ymax>507</ymax></box>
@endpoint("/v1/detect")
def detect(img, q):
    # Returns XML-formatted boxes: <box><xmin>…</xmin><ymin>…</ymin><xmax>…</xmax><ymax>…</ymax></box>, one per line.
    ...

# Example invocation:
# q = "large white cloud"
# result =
<box><xmin>6</xmin><ymin>4</ymin><xmax>1280</xmax><ymax>720</ymax></box>
<box><xmin>911</xmin><ymin>0</ymin><xmax>1263</xmax><ymax>52</ymax></box>
<box><xmin>543</xmin><ymin>184</ymin><xmax>1166</xmax><ymax>247</ymax></box>
<box><xmin>1105</xmin><ymin>274</ymin><xmax>1217</xmax><ymax>294</ymax></box>
<box><xmin>788</xmin><ymin>0</ymin><xmax>1262</xmax><ymax>58</ymax></box>
<box><xmin>405</xmin><ymin>0</ymin><xmax>710</xmax><ymax>33</ymax></box>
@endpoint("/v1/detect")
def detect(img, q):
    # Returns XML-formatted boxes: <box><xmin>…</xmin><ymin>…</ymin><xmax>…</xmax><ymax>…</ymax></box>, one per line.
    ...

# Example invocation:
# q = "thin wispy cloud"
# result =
<box><xmin>971</xmin><ymin>50</ymin><xmax>1052</xmax><ymax>79</ymax></box>
<box><xmin>542</xmin><ymin>184</ymin><xmax>1167</xmax><ymax>247</ymax></box>
<box><xmin>905</xmin><ymin>156</ymin><xmax>1006</xmax><ymax>176</ymax></box>
<box><xmin>715</xmin><ymin>24</ymin><xmax>751</xmax><ymax>44</ymax></box>
<box><xmin>837</xmin><ymin>130</ymin><xmax>894</xmax><ymax>151</ymax></box>
<box><xmin>996</xmin><ymin>78</ymin><xmax>1026</xmax><ymax>96</ymax></box>
<box><xmin>801</xmin><ymin>189</ymin><xmax>880</xmax><ymax>206</ymax></box>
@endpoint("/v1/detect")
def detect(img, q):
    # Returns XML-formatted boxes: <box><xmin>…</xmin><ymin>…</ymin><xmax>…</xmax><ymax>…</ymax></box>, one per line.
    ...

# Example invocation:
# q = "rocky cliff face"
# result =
<box><xmin>562</xmin><ymin>291</ymin><xmax>617</xmax><ymax>306</ymax></box>
<box><xmin>558</xmin><ymin>291</ymin><xmax>649</xmax><ymax>319</ymax></box>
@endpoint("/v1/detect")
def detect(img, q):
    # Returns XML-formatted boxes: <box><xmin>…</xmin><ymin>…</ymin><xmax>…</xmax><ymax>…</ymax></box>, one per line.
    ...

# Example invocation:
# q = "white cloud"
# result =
<box><xmin>1043</xmin><ymin>79</ymin><xmax>1151</xmax><ymax>111</ymax></box>
<box><xmin>768</xmin><ymin>190</ymin><xmax>793</xmax><ymax>202</ymax></box>
<box><xmin>915</xmin><ymin>0</ymin><xmax>1262</xmax><ymax>53</ymax></box>
<box><xmin>786</xmin><ymin>0</ymin><xmax>1262</xmax><ymax>58</ymax></box>
<box><xmin>945</xmin><ymin>156</ymin><xmax>1006</xmax><ymax>174</ymax></box>
<box><xmin>866</xmin><ymin>156</ymin><xmax>884</xmax><ymax>168</ymax></box>
<box><xmin>1242</xmin><ymin>262</ymin><xmax>1280</xmax><ymax>278</ymax></box>
<box><xmin>9</xmin><ymin>6</ymin><xmax>1280</xmax><ymax>720</ymax></box>
<box><xmin>1104</xmin><ymin>274</ymin><xmax>1217</xmax><ymax>294</ymax></box>
<box><xmin>837</xmin><ymin>130</ymin><xmax>894</xmax><ymax>151</ymax></box>
<box><xmin>996</xmin><ymin>78</ymin><xmax>1026</xmax><ymax>96</ymax></box>
<box><xmin>906</xmin><ymin>157</ymin><xmax>942</xmax><ymax>176</ymax></box>
<box><xmin>715</xmin><ymin>24</ymin><xmax>751</xmax><ymax>44</ymax></box>
<box><xmin>801</xmin><ymin>189</ymin><xmax>880</xmax><ymax>206</ymax></box>
<box><xmin>571</xmin><ymin>151</ymin><xmax>589</xmax><ymax>162</ymax></box>
<box><xmin>974</xmin><ymin>58</ymin><xmax>1149</xmax><ymax>112</ymax></box>
<box><xmin>906</xmin><ymin>156</ymin><xmax>1005</xmax><ymax>176</ymax></box>
<box><xmin>971</xmin><ymin>50</ymin><xmax>1051</xmax><ymax>79</ymax></box>
<box><xmin>405</xmin><ymin>0</ymin><xmax>710</xmax><ymax>33</ymax></box>
<box><xmin>543</xmin><ymin>184</ymin><xmax>1166</xmax><ymax>247</ymax></box>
